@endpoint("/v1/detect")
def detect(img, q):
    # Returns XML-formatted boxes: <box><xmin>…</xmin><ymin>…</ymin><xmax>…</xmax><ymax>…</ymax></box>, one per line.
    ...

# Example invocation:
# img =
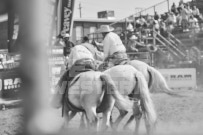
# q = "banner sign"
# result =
<box><xmin>159</xmin><ymin>68</ymin><xmax>197</xmax><ymax>89</ymax></box>
<box><xmin>0</xmin><ymin>69</ymin><xmax>21</xmax><ymax>99</ymax></box>
<box><xmin>60</xmin><ymin>0</ymin><xmax>75</xmax><ymax>37</ymax></box>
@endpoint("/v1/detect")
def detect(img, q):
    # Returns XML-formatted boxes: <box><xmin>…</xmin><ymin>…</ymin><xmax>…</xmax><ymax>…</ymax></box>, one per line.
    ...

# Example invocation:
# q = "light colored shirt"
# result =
<box><xmin>102</xmin><ymin>32</ymin><xmax>126</xmax><ymax>59</ymax></box>
<box><xmin>82</xmin><ymin>43</ymin><xmax>104</xmax><ymax>61</ymax></box>
<box><xmin>181</xmin><ymin>8</ymin><xmax>189</xmax><ymax>20</ymax></box>
<box><xmin>68</xmin><ymin>45</ymin><xmax>94</xmax><ymax>69</ymax></box>
<box><xmin>193</xmin><ymin>8</ymin><xmax>200</xmax><ymax>16</ymax></box>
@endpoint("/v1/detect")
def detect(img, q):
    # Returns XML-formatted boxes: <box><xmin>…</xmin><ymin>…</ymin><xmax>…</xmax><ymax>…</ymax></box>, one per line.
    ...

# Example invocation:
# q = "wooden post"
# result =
<box><xmin>125</xmin><ymin>18</ymin><xmax>128</xmax><ymax>45</ymax></box>
<box><xmin>167</xmin><ymin>0</ymin><xmax>170</xmax><ymax>12</ymax></box>
<box><xmin>154</xmin><ymin>6</ymin><xmax>156</xmax><ymax>15</ymax></box>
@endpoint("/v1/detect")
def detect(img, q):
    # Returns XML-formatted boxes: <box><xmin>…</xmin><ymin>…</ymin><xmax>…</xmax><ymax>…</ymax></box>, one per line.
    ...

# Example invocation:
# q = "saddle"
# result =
<box><xmin>69</xmin><ymin>58</ymin><xmax>96</xmax><ymax>78</ymax></box>
<box><xmin>107</xmin><ymin>52</ymin><xmax>129</xmax><ymax>66</ymax></box>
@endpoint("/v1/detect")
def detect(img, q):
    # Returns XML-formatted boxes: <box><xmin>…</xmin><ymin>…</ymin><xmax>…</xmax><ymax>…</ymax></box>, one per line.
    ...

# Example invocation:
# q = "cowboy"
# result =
<box><xmin>127</xmin><ymin>35</ymin><xmax>147</xmax><ymax>52</ymax></box>
<box><xmin>98</xmin><ymin>25</ymin><xmax>127</xmax><ymax>66</ymax></box>
<box><xmin>53</xmin><ymin>42</ymin><xmax>97</xmax><ymax>108</ymax></box>
<box><xmin>61</xmin><ymin>33</ymin><xmax>75</xmax><ymax>57</ymax></box>
<box><xmin>127</xmin><ymin>35</ymin><xmax>139</xmax><ymax>52</ymax></box>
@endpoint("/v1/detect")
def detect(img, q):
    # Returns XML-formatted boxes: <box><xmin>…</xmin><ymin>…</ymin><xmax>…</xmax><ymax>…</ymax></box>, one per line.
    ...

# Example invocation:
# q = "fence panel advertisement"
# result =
<box><xmin>0</xmin><ymin>70</ymin><xmax>21</xmax><ymax>99</ymax></box>
<box><xmin>159</xmin><ymin>68</ymin><xmax>196</xmax><ymax>89</ymax></box>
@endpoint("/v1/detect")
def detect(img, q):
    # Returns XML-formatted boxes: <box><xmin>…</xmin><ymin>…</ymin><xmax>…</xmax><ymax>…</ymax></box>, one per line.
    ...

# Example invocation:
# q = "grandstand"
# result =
<box><xmin>86</xmin><ymin>0</ymin><xmax>203</xmax><ymax>69</ymax></box>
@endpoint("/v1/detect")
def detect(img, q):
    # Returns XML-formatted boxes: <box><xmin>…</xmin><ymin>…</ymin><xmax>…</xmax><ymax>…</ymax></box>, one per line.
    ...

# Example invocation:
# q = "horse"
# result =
<box><xmin>100</xmin><ymin>59</ymin><xmax>175</xmax><ymax>95</ymax></box>
<box><xmin>98</xmin><ymin>59</ymin><xmax>177</xmax><ymax>130</ymax></box>
<box><xmin>103</xmin><ymin>65</ymin><xmax>157</xmax><ymax>135</ymax></box>
<box><xmin>51</xmin><ymin>70</ymin><xmax>116</xmax><ymax>131</ymax></box>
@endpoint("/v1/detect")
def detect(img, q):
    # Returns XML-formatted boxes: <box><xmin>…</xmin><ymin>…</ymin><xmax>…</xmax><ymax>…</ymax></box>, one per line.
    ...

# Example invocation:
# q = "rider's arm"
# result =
<box><xmin>67</xmin><ymin>48</ymin><xmax>74</xmax><ymax>69</ymax></box>
<box><xmin>95</xmin><ymin>50</ymin><xmax>104</xmax><ymax>61</ymax></box>
<box><xmin>130</xmin><ymin>45</ymin><xmax>138</xmax><ymax>52</ymax></box>
<box><xmin>135</xmin><ymin>41</ymin><xmax>145</xmax><ymax>47</ymax></box>
<box><xmin>103</xmin><ymin>36</ymin><xmax>111</xmax><ymax>61</ymax></box>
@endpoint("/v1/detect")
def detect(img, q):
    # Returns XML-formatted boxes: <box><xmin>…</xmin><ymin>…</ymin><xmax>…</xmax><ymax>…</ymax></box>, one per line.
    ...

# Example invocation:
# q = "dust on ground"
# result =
<box><xmin>1</xmin><ymin>90</ymin><xmax>203</xmax><ymax>135</ymax></box>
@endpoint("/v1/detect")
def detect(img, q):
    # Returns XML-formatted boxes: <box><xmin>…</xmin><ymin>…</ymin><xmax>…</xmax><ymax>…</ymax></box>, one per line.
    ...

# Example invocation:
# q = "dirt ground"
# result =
<box><xmin>1</xmin><ymin>90</ymin><xmax>203</xmax><ymax>135</ymax></box>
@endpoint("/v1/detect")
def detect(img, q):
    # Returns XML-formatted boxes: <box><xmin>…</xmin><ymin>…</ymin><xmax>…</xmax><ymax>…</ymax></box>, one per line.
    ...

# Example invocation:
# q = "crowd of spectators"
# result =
<box><xmin>123</xmin><ymin>0</ymin><xmax>203</xmax><ymax>44</ymax></box>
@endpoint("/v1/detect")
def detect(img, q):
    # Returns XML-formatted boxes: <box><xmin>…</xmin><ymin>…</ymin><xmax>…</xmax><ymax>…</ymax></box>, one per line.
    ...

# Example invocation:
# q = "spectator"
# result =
<box><xmin>162</xmin><ymin>13</ymin><xmax>169</xmax><ymax>21</ymax></box>
<box><xmin>154</xmin><ymin>20</ymin><xmax>160</xmax><ymax>32</ymax></box>
<box><xmin>127</xmin><ymin>35</ymin><xmax>146</xmax><ymax>52</ymax></box>
<box><xmin>146</xmin><ymin>14</ymin><xmax>152</xmax><ymax>21</ymax></box>
<box><xmin>171</xmin><ymin>3</ymin><xmax>177</xmax><ymax>15</ymax></box>
<box><xmin>160</xmin><ymin>21</ymin><xmax>169</xmax><ymax>38</ymax></box>
<box><xmin>57</xmin><ymin>33</ymin><xmax>75</xmax><ymax>56</ymax></box>
<box><xmin>189</xmin><ymin>15</ymin><xmax>199</xmax><ymax>32</ymax></box>
<box><xmin>126</xmin><ymin>23</ymin><xmax>135</xmax><ymax>39</ymax></box>
<box><xmin>176</xmin><ymin>13</ymin><xmax>182</xmax><ymax>26</ymax></box>
<box><xmin>135</xmin><ymin>19</ymin><xmax>142</xmax><ymax>29</ymax></box>
<box><xmin>167</xmin><ymin>12</ymin><xmax>177</xmax><ymax>25</ymax></box>
<box><xmin>179</xmin><ymin>0</ymin><xmax>184</xmax><ymax>7</ymax></box>
<box><xmin>126</xmin><ymin>23</ymin><xmax>134</xmax><ymax>32</ymax></box>
<box><xmin>192</xmin><ymin>6</ymin><xmax>200</xmax><ymax>19</ymax></box>
<box><xmin>180</xmin><ymin>6</ymin><xmax>189</xmax><ymax>32</ymax></box>
<box><xmin>139</xmin><ymin>15</ymin><xmax>146</xmax><ymax>27</ymax></box>
<box><xmin>154</xmin><ymin>12</ymin><xmax>160</xmax><ymax>20</ymax></box>
<box><xmin>186</xmin><ymin>4</ymin><xmax>193</xmax><ymax>17</ymax></box>
<box><xmin>127</xmin><ymin>35</ymin><xmax>139</xmax><ymax>52</ymax></box>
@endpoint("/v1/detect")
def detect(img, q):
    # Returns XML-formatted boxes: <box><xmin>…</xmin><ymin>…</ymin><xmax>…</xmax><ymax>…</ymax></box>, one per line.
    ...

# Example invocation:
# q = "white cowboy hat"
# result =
<box><xmin>126</xmin><ymin>23</ymin><xmax>134</xmax><ymax>32</ymax></box>
<box><xmin>98</xmin><ymin>25</ymin><xmax>114</xmax><ymax>33</ymax></box>
<box><xmin>64</xmin><ymin>33</ymin><xmax>70</xmax><ymax>38</ymax></box>
<box><xmin>129</xmin><ymin>35</ymin><xmax>138</xmax><ymax>40</ymax></box>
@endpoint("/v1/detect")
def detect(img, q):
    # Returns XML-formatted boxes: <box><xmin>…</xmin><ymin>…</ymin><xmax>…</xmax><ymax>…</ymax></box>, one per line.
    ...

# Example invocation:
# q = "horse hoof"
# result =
<box><xmin>123</xmin><ymin>126</ymin><xmax>131</xmax><ymax>131</ymax></box>
<box><xmin>79</xmin><ymin>123</ymin><xmax>86</xmax><ymax>129</ymax></box>
<box><xmin>111</xmin><ymin>124</ymin><xmax>118</xmax><ymax>131</ymax></box>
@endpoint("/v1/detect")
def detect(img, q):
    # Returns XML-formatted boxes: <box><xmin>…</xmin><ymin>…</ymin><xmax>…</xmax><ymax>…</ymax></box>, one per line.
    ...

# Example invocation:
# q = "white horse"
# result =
<box><xmin>99</xmin><ymin>59</ymin><xmax>176</xmax><ymax>95</ymax></box>
<box><xmin>52</xmin><ymin>71</ymin><xmax>116</xmax><ymax>131</ymax></box>
<box><xmin>128</xmin><ymin>60</ymin><xmax>175</xmax><ymax>94</ymax></box>
<box><xmin>103</xmin><ymin>65</ymin><xmax>157</xmax><ymax>134</ymax></box>
<box><xmin>104</xmin><ymin>60</ymin><xmax>178</xmax><ymax>130</ymax></box>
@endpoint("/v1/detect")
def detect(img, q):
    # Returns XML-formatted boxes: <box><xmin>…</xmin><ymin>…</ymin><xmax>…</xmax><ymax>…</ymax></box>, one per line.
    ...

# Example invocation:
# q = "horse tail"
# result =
<box><xmin>147</xmin><ymin>66</ymin><xmax>179</xmax><ymax>96</ymax></box>
<box><xmin>134</xmin><ymin>71</ymin><xmax>157</xmax><ymax>129</ymax></box>
<box><xmin>100</xmin><ymin>74</ymin><xmax>134</xmax><ymax>111</ymax></box>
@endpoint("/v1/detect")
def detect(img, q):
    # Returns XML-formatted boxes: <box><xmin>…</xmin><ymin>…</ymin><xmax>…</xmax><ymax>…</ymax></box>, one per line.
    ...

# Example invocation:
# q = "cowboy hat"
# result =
<box><xmin>126</xmin><ymin>23</ymin><xmax>134</xmax><ymax>32</ymax></box>
<box><xmin>129</xmin><ymin>35</ymin><xmax>138</xmax><ymax>40</ymax></box>
<box><xmin>98</xmin><ymin>25</ymin><xmax>114</xmax><ymax>33</ymax></box>
<box><xmin>64</xmin><ymin>33</ymin><xmax>70</xmax><ymax>38</ymax></box>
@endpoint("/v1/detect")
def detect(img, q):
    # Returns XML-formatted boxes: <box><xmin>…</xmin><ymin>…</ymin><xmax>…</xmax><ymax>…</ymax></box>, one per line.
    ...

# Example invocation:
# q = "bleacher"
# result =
<box><xmin>86</xmin><ymin>0</ymin><xmax>203</xmax><ymax>68</ymax></box>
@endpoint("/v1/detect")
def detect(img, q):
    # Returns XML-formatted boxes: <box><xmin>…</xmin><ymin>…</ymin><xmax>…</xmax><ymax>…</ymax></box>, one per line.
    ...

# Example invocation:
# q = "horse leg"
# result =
<box><xmin>123</xmin><ymin>115</ymin><xmax>135</xmax><ymax>130</ymax></box>
<box><xmin>79</xmin><ymin>112</ymin><xmax>86</xmax><ymax>129</ymax></box>
<box><xmin>68</xmin><ymin>111</ymin><xmax>77</xmax><ymax>122</ymax></box>
<box><xmin>144</xmin><ymin>116</ymin><xmax>155</xmax><ymax>135</ymax></box>
<box><xmin>85</xmin><ymin>107</ymin><xmax>98</xmax><ymax>131</ymax></box>
<box><xmin>63</xmin><ymin>111</ymin><xmax>77</xmax><ymax>129</ymax></box>
<box><xmin>112</xmin><ymin>110</ymin><xmax>128</xmax><ymax>130</ymax></box>
<box><xmin>134</xmin><ymin>114</ymin><xmax>142</xmax><ymax>135</ymax></box>
<box><xmin>101</xmin><ymin>98</ymin><xmax>115</xmax><ymax>131</ymax></box>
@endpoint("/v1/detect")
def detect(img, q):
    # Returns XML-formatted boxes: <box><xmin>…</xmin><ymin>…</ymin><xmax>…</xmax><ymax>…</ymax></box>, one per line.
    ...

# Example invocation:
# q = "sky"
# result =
<box><xmin>73</xmin><ymin>0</ymin><xmax>191</xmax><ymax>19</ymax></box>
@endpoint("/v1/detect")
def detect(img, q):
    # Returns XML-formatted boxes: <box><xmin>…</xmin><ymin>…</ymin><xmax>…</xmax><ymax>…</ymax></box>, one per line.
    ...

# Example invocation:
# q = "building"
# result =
<box><xmin>72</xmin><ymin>18</ymin><xmax>128</xmax><ymax>44</ymax></box>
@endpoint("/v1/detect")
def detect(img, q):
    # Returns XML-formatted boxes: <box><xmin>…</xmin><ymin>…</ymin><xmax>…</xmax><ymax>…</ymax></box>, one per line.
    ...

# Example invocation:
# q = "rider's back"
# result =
<box><xmin>68</xmin><ymin>45</ymin><xmax>94</xmax><ymax>69</ymax></box>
